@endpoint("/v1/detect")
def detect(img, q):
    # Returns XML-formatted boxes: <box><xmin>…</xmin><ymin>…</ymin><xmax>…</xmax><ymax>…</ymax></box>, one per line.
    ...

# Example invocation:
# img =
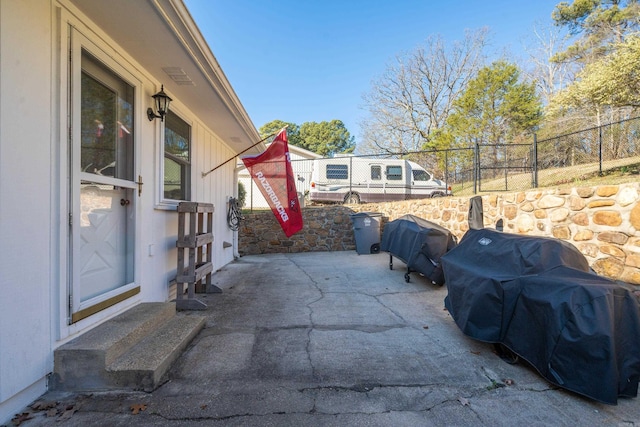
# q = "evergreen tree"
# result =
<box><xmin>259</xmin><ymin>119</ymin><xmax>354</xmax><ymax>156</ymax></box>
<box><xmin>552</xmin><ymin>0</ymin><xmax>640</xmax><ymax>64</ymax></box>
<box><xmin>298</xmin><ymin>120</ymin><xmax>355</xmax><ymax>156</ymax></box>
<box><xmin>259</xmin><ymin>120</ymin><xmax>302</xmax><ymax>147</ymax></box>
<box><xmin>444</xmin><ymin>61</ymin><xmax>542</xmax><ymax>148</ymax></box>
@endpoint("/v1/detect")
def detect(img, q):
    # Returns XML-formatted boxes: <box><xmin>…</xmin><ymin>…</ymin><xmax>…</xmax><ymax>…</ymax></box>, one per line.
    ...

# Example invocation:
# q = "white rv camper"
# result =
<box><xmin>309</xmin><ymin>157</ymin><xmax>451</xmax><ymax>204</ymax></box>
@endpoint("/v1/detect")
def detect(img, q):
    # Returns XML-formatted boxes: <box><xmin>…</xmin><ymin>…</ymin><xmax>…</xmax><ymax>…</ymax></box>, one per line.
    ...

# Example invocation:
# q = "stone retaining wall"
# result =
<box><xmin>239</xmin><ymin>206</ymin><xmax>358</xmax><ymax>254</ymax></box>
<box><xmin>238</xmin><ymin>182</ymin><xmax>640</xmax><ymax>285</ymax></box>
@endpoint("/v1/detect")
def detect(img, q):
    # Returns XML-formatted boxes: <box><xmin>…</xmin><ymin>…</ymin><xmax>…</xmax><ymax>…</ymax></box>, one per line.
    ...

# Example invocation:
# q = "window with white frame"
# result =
<box><xmin>163</xmin><ymin>110</ymin><xmax>191</xmax><ymax>201</ymax></box>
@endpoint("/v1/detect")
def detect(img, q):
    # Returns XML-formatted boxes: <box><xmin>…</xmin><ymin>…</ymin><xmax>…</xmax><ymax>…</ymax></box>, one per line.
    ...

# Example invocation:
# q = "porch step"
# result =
<box><xmin>52</xmin><ymin>302</ymin><xmax>205</xmax><ymax>391</ymax></box>
<box><xmin>107</xmin><ymin>315</ymin><xmax>205</xmax><ymax>391</ymax></box>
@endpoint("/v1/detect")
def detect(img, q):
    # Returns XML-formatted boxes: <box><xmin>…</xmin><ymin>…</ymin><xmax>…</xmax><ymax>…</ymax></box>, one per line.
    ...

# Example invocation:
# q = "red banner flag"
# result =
<box><xmin>241</xmin><ymin>128</ymin><xmax>303</xmax><ymax>237</ymax></box>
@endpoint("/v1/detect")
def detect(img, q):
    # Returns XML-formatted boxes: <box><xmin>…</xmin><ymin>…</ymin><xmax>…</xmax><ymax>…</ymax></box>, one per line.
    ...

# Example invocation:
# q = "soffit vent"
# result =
<box><xmin>162</xmin><ymin>67</ymin><xmax>195</xmax><ymax>86</ymax></box>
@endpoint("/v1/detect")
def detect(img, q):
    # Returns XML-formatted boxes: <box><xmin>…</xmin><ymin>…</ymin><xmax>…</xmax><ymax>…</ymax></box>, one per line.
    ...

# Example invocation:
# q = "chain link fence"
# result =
<box><xmin>242</xmin><ymin>117</ymin><xmax>640</xmax><ymax>209</ymax></box>
<box><xmin>534</xmin><ymin>117</ymin><xmax>640</xmax><ymax>188</ymax></box>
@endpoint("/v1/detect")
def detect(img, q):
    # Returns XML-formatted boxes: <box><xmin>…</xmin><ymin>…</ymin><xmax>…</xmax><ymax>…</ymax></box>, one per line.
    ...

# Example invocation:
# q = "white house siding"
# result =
<box><xmin>0</xmin><ymin>0</ymin><xmax>257</xmax><ymax>423</ymax></box>
<box><xmin>0</xmin><ymin>0</ymin><xmax>54</xmax><ymax>420</ymax></box>
<box><xmin>149</xmin><ymin>123</ymin><xmax>239</xmax><ymax>304</ymax></box>
<box><xmin>193</xmin><ymin>123</ymin><xmax>239</xmax><ymax>267</ymax></box>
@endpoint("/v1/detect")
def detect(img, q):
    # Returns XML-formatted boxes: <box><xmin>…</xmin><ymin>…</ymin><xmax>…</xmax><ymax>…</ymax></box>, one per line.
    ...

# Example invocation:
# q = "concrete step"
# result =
<box><xmin>52</xmin><ymin>302</ymin><xmax>205</xmax><ymax>391</ymax></box>
<box><xmin>107</xmin><ymin>315</ymin><xmax>205</xmax><ymax>391</ymax></box>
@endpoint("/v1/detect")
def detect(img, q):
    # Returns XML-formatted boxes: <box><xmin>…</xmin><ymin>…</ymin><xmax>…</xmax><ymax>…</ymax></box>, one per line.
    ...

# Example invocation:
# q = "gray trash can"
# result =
<box><xmin>350</xmin><ymin>212</ymin><xmax>382</xmax><ymax>255</ymax></box>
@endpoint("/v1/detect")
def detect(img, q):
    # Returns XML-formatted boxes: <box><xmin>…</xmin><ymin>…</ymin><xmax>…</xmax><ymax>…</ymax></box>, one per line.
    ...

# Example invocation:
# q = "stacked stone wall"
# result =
<box><xmin>239</xmin><ymin>182</ymin><xmax>640</xmax><ymax>285</ymax></box>
<box><xmin>239</xmin><ymin>206</ymin><xmax>357</xmax><ymax>255</ymax></box>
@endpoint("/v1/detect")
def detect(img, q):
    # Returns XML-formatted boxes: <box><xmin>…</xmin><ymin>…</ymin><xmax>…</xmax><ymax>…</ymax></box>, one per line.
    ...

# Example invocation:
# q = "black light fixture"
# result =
<box><xmin>147</xmin><ymin>85</ymin><xmax>172</xmax><ymax>122</ymax></box>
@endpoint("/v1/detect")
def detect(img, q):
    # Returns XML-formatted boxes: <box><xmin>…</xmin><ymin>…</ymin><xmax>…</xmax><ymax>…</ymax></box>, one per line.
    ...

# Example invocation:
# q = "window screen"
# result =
<box><xmin>326</xmin><ymin>164</ymin><xmax>348</xmax><ymax>179</ymax></box>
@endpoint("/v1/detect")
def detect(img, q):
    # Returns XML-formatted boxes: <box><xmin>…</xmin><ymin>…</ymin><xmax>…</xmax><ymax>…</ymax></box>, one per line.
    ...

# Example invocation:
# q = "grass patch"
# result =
<box><xmin>453</xmin><ymin>157</ymin><xmax>640</xmax><ymax>196</ymax></box>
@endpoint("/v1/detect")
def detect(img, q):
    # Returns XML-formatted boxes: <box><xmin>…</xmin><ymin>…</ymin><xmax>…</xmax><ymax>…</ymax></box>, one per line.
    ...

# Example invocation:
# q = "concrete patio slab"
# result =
<box><xmin>17</xmin><ymin>251</ymin><xmax>640</xmax><ymax>426</ymax></box>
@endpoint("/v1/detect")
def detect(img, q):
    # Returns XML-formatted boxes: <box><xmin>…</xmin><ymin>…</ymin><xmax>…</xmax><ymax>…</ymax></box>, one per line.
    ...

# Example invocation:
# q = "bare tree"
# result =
<box><xmin>521</xmin><ymin>24</ymin><xmax>574</xmax><ymax>106</ymax></box>
<box><xmin>358</xmin><ymin>28</ymin><xmax>488</xmax><ymax>154</ymax></box>
<box><xmin>518</xmin><ymin>23</ymin><xmax>588</xmax><ymax>137</ymax></box>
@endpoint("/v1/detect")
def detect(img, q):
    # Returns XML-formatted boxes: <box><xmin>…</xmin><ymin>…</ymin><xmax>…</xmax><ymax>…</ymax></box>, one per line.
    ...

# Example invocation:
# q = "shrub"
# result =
<box><xmin>237</xmin><ymin>181</ymin><xmax>246</xmax><ymax>208</ymax></box>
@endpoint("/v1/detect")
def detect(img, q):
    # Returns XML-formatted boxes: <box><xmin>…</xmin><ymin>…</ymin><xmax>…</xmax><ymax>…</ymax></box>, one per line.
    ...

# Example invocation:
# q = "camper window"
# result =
<box><xmin>371</xmin><ymin>165</ymin><xmax>381</xmax><ymax>180</ymax></box>
<box><xmin>326</xmin><ymin>164</ymin><xmax>348</xmax><ymax>179</ymax></box>
<box><xmin>386</xmin><ymin>165</ymin><xmax>402</xmax><ymax>180</ymax></box>
<box><xmin>412</xmin><ymin>169</ymin><xmax>432</xmax><ymax>181</ymax></box>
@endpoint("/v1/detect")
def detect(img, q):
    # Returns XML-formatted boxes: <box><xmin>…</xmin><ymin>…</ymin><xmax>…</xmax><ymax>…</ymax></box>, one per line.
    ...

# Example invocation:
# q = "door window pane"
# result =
<box><xmin>79</xmin><ymin>182</ymin><xmax>134</xmax><ymax>302</ymax></box>
<box><xmin>81</xmin><ymin>52</ymin><xmax>134</xmax><ymax>180</ymax></box>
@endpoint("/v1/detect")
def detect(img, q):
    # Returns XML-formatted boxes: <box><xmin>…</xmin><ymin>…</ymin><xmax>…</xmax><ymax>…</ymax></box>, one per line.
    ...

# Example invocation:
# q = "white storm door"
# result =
<box><xmin>69</xmin><ymin>34</ymin><xmax>139</xmax><ymax>323</ymax></box>
<box><xmin>77</xmin><ymin>183</ymin><xmax>133</xmax><ymax>302</ymax></box>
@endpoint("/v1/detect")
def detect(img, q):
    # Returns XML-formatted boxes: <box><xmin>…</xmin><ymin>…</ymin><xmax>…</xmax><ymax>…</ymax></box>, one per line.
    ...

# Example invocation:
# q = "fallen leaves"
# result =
<box><xmin>14</xmin><ymin>395</ymin><xmax>154</xmax><ymax>424</ymax></box>
<box><xmin>10</xmin><ymin>399</ymin><xmax>82</xmax><ymax>425</ymax></box>
<box><xmin>30</xmin><ymin>401</ymin><xmax>57</xmax><ymax>411</ymax></box>
<box><xmin>11</xmin><ymin>412</ymin><xmax>33</xmax><ymax>426</ymax></box>
<box><xmin>130</xmin><ymin>403</ymin><xmax>147</xmax><ymax>415</ymax></box>
<box><xmin>58</xmin><ymin>405</ymin><xmax>78</xmax><ymax>421</ymax></box>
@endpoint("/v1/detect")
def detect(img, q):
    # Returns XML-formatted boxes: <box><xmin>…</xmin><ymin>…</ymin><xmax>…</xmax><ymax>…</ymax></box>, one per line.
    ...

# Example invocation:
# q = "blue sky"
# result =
<box><xmin>184</xmin><ymin>0</ymin><xmax>562</xmax><ymax>144</ymax></box>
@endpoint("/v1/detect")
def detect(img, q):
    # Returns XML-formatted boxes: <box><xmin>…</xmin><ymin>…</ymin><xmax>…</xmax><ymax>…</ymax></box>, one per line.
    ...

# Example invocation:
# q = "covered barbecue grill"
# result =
<box><xmin>380</xmin><ymin>214</ymin><xmax>457</xmax><ymax>284</ymax></box>
<box><xmin>441</xmin><ymin>228</ymin><xmax>640</xmax><ymax>405</ymax></box>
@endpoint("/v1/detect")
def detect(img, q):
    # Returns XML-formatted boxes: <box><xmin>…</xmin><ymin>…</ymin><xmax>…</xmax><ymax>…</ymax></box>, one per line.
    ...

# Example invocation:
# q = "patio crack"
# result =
<box><xmin>286</xmin><ymin>256</ymin><xmax>324</xmax><ymax>381</ymax></box>
<box><xmin>370</xmin><ymin>293</ymin><xmax>408</xmax><ymax>323</ymax></box>
<box><xmin>296</xmin><ymin>382</ymin><xmax>489</xmax><ymax>418</ymax></box>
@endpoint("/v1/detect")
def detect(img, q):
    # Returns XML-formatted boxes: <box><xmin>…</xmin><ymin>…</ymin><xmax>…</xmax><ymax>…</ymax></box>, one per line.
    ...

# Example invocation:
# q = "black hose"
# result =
<box><xmin>227</xmin><ymin>197</ymin><xmax>243</xmax><ymax>231</ymax></box>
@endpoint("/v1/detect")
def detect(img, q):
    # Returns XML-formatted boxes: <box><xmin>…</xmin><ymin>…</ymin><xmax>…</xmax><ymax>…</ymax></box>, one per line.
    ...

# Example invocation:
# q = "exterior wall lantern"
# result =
<box><xmin>147</xmin><ymin>85</ymin><xmax>172</xmax><ymax>122</ymax></box>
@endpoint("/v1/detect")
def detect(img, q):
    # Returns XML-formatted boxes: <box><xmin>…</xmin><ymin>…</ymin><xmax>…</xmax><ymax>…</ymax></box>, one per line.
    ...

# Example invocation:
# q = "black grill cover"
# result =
<box><xmin>468</xmin><ymin>195</ymin><xmax>484</xmax><ymax>230</ymax></box>
<box><xmin>380</xmin><ymin>215</ymin><xmax>456</xmax><ymax>285</ymax></box>
<box><xmin>442</xmin><ymin>228</ymin><xmax>640</xmax><ymax>405</ymax></box>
